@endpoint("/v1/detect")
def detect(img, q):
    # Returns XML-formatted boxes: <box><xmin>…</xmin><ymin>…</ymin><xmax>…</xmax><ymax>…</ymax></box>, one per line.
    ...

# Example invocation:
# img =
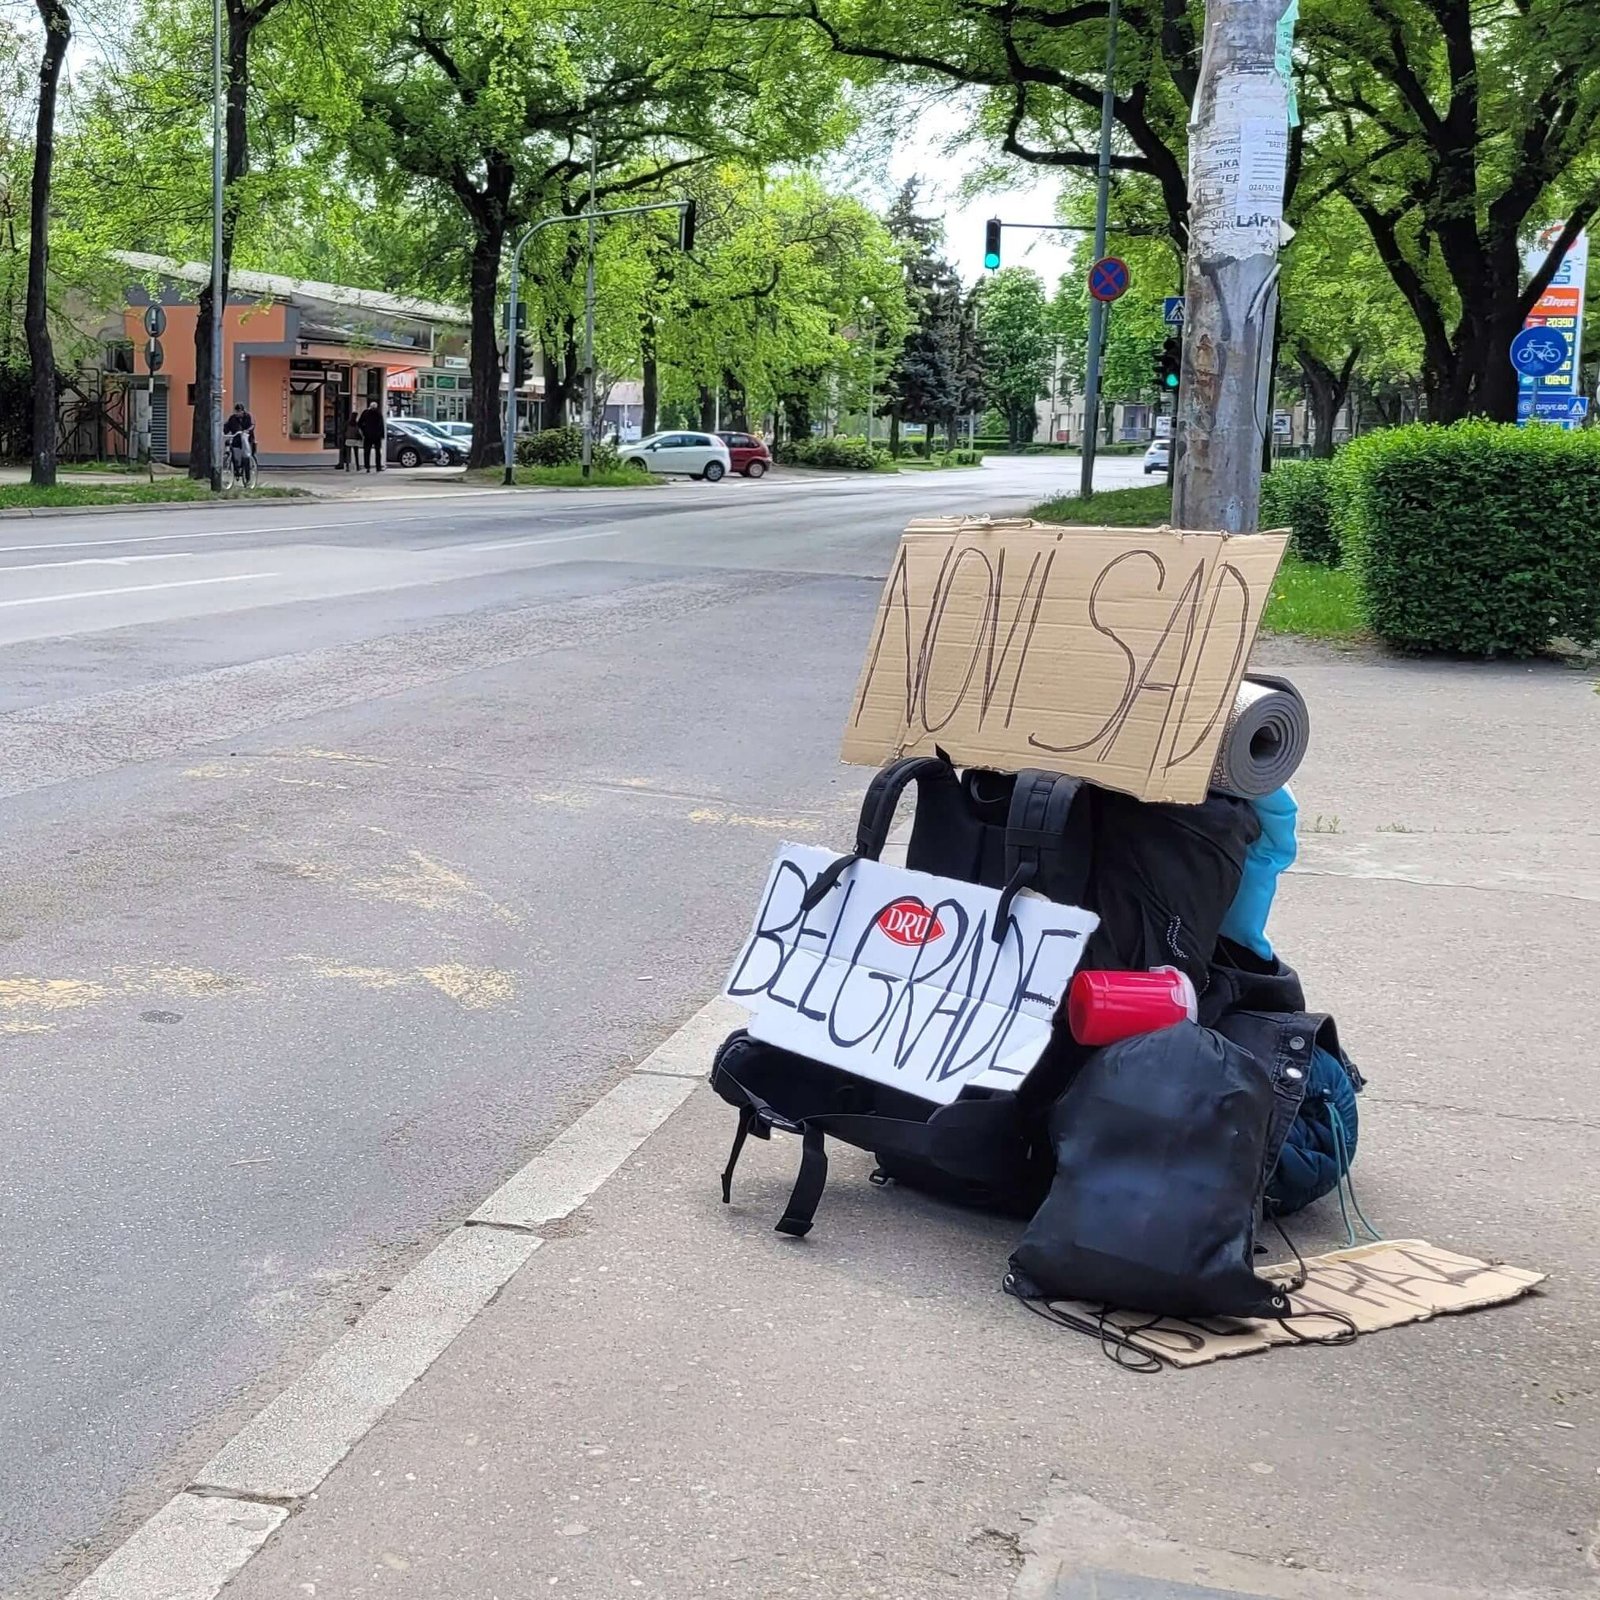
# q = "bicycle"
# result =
<box><xmin>221</xmin><ymin>431</ymin><xmax>258</xmax><ymax>490</ymax></box>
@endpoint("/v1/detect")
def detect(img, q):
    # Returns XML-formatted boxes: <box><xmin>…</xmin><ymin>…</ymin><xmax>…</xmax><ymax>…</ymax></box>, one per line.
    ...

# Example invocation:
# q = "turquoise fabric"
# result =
<box><xmin>1219</xmin><ymin>785</ymin><xmax>1298</xmax><ymax>959</ymax></box>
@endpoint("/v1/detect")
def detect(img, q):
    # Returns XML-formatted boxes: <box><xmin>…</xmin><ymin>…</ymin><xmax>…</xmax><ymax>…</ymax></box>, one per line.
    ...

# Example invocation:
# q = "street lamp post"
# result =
<box><xmin>861</xmin><ymin>296</ymin><xmax>876</xmax><ymax>446</ymax></box>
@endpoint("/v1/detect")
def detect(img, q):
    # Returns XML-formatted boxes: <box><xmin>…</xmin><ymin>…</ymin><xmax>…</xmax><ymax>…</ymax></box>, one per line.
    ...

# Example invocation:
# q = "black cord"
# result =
<box><xmin>1268</xmin><ymin>1217</ymin><xmax>1360</xmax><ymax>1347</ymax></box>
<box><xmin>1003</xmin><ymin>1274</ymin><xmax>1166</xmax><ymax>1374</ymax></box>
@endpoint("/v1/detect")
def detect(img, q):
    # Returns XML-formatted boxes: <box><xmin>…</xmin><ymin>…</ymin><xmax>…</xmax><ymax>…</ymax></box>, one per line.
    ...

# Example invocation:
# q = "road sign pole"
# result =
<box><xmin>1078</xmin><ymin>0</ymin><xmax>1119</xmax><ymax>498</ymax></box>
<box><xmin>1172</xmin><ymin>0</ymin><xmax>1292</xmax><ymax>532</ymax></box>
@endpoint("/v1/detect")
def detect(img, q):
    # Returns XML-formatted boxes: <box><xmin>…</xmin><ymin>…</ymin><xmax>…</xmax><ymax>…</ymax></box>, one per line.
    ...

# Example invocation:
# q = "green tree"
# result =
<box><xmin>729</xmin><ymin>0</ymin><xmax>1203</xmax><ymax>253</ymax></box>
<box><xmin>1277</xmin><ymin>196</ymin><xmax>1420</xmax><ymax>454</ymax></box>
<box><xmin>1300</xmin><ymin>0</ymin><xmax>1600</xmax><ymax>421</ymax></box>
<box><xmin>25</xmin><ymin>0</ymin><xmax>70</xmax><ymax>485</ymax></box>
<box><xmin>977</xmin><ymin>265</ymin><xmax>1051</xmax><ymax>445</ymax></box>
<box><xmin>319</xmin><ymin>0</ymin><xmax>848</xmax><ymax>464</ymax></box>
<box><xmin>647</xmin><ymin>168</ymin><xmax>906</xmax><ymax>436</ymax></box>
<box><xmin>882</xmin><ymin>179</ymin><xmax>967</xmax><ymax>453</ymax></box>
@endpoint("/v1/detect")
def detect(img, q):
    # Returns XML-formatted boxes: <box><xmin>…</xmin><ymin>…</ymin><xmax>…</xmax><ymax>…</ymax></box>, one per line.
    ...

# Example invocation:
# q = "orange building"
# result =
<box><xmin>113</xmin><ymin>253</ymin><xmax>474</xmax><ymax>466</ymax></box>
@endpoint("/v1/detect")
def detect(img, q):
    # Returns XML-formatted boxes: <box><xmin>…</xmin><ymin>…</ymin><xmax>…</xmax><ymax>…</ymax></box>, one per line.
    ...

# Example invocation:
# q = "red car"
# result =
<box><xmin>716</xmin><ymin>431</ymin><xmax>772</xmax><ymax>477</ymax></box>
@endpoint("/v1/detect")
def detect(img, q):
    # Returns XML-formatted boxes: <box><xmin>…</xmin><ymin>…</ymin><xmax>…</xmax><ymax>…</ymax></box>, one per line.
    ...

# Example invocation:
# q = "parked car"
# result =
<box><xmin>622</xmin><ymin>431</ymin><xmax>731</xmax><ymax>481</ymax></box>
<box><xmin>387</xmin><ymin>419</ymin><xmax>461</xmax><ymax>468</ymax></box>
<box><xmin>1143</xmin><ymin>439</ymin><xmax>1170</xmax><ymax>475</ymax></box>
<box><xmin>716</xmin><ymin>430</ymin><xmax>772</xmax><ymax>477</ymax></box>
<box><xmin>428</xmin><ymin>420</ymin><xmax>474</xmax><ymax>449</ymax></box>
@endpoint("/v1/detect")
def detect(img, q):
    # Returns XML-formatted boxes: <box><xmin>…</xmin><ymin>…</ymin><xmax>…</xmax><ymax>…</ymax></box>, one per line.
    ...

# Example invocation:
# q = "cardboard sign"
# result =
<box><xmin>1047</xmin><ymin>1240</ymin><xmax>1546</xmax><ymax>1368</ymax></box>
<box><xmin>841</xmin><ymin>518</ymin><xmax>1289</xmax><ymax>804</ymax></box>
<box><xmin>725</xmin><ymin>844</ymin><xmax>1098</xmax><ymax>1104</ymax></box>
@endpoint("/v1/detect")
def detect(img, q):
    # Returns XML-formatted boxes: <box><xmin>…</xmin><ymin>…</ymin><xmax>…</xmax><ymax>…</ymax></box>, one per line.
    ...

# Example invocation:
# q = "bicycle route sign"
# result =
<box><xmin>1510</xmin><ymin>325</ymin><xmax>1569</xmax><ymax>377</ymax></box>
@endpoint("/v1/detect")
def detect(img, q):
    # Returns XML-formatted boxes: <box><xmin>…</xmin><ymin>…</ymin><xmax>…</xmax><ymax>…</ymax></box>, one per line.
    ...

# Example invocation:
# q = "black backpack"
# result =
<box><xmin>712</xmin><ymin>756</ymin><xmax>1092</xmax><ymax>1236</ymax></box>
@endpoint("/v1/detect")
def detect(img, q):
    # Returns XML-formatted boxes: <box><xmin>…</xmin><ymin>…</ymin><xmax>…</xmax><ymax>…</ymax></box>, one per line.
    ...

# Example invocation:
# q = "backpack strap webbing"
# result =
<box><xmin>994</xmin><ymin>770</ymin><xmax>1085</xmax><ymax>938</ymax></box>
<box><xmin>800</xmin><ymin>755</ymin><xmax>959</xmax><ymax>912</ymax></box>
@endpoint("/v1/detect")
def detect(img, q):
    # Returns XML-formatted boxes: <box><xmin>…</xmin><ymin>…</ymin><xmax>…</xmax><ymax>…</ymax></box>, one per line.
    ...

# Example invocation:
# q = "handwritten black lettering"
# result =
<box><xmin>726</xmin><ymin>858</ymin><xmax>808</xmax><ymax>997</ymax></box>
<box><xmin>870</xmin><ymin>898</ymin><xmax>972</xmax><ymax>1064</ymax></box>
<box><xmin>1165</xmin><ymin>561</ymin><xmax>1252</xmax><ymax>771</ymax></box>
<box><xmin>1023</xmin><ymin>549</ymin><xmax>1159</xmax><ymax>755</ymax></box>
<box><xmin>826</xmin><ymin>915</ymin><xmax>898</xmax><ymax>1049</ymax></box>
<box><xmin>791</xmin><ymin>879</ymin><xmax>856</xmax><ymax>1021</ymax></box>
<box><xmin>919</xmin><ymin>546</ymin><xmax>996</xmax><ymax>734</ymax></box>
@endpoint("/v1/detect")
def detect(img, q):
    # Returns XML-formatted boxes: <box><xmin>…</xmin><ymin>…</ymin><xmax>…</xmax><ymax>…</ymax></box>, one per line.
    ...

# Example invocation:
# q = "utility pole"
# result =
<box><xmin>580</xmin><ymin>136</ymin><xmax>598</xmax><ymax>480</ymax></box>
<box><xmin>208</xmin><ymin>0</ymin><xmax>223</xmax><ymax>492</ymax></box>
<box><xmin>1076</xmin><ymin>0</ymin><xmax>1119</xmax><ymax>499</ymax></box>
<box><xmin>1171</xmin><ymin>0</ymin><xmax>1293</xmax><ymax>531</ymax></box>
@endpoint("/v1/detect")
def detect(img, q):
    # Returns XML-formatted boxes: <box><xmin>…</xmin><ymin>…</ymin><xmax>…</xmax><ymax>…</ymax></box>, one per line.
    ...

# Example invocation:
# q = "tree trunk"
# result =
<box><xmin>887</xmin><ymin>406</ymin><xmax>901</xmax><ymax>457</ymax></box>
<box><xmin>189</xmin><ymin>0</ymin><xmax>273</xmax><ymax>482</ymax></box>
<box><xmin>1296</xmin><ymin>347</ymin><xmax>1358</xmax><ymax>458</ymax></box>
<box><xmin>697</xmin><ymin>385</ymin><xmax>716</xmax><ymax>431</ymax></box>
<box><xmin>466</xmin><ymin>228</ymin><xmax>506</xmax><ymax>467</ymax></box>
<box><xmin>781</xmin><ymin>391</ymin><xmax>811</xmax><ymax>440</ymax></box>
<box><xmin>641</xmin><ymin>326</ymin><xmax>659</xmax><ymax>438</ymax></box>
<box><xmin>723</xmin><ymin>368</ymin><xmax>748</xmax><ymax>432</ymax></box>
<box><xmin>26</xmin><ymin>0</ymin><xmax>69</xmax><ymax>488</ymax></box>
<box><xmin>541</xmin><ymin>327</ymin><xmax>581</xmax><ymax>426</ymax></box>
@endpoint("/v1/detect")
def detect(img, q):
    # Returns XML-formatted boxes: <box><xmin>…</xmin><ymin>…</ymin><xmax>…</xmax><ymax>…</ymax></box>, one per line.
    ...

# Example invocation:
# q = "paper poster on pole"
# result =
<box><xmin>725</xmin><ymin>845</ymin><xmax>1098</xmax><ymax>1105</ymax></box>
<box><xmin>841</xmin><ymin>517</ymin><xmax>1288</xmax><ymax>804</ymax></box>
<box><xmin>1186</xmin><ymin>73</ymin><xmax>1289</xmax><ymax>263</ymax></box>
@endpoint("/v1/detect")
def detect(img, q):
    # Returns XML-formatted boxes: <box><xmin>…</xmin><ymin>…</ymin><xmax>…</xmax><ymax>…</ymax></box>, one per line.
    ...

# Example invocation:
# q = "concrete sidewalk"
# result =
<box><xmin>78</xmin><ymin>639</ymin><xmax>1600</xmax><ymax>1600</ymax></box>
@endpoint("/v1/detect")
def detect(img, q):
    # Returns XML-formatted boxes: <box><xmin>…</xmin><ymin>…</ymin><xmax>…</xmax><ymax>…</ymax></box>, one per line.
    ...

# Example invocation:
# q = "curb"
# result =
<box><xmin>63</xmin><ymin>994</ymin><xmax>744</xmax><ymax>1600</ymax></box>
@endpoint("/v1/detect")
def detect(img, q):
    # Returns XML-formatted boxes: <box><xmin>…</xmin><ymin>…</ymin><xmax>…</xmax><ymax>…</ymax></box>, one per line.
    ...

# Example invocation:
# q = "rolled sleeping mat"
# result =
<box><xmin>1210</xmin><ymin>674</ymin><xmax>1309</xmax><ymax>798</ymax></box>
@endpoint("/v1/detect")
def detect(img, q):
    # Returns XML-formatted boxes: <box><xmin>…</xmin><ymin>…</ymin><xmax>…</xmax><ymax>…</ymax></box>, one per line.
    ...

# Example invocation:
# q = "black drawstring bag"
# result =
<box><xmin>1007</xmin><ymin>1019</ymin><xmax>1307</xmax><ymax>1320</ymax></box>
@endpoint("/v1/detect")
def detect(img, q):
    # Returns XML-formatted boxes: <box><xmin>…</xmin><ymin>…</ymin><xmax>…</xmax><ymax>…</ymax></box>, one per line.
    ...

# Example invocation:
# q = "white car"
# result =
<box><xmin>623</xmin><ymin>430</ymin><xmax>731</xmax><ymax>481</ymax></box>
<box><xmin>429</xmin><ymin>420</ymin><xmax>473</xmax><ymax>447</ymax></box>
<box><xmin>1143</xmin><ymin>439</ymin><xmax>1170</xmax><ymax>474</ymax></box>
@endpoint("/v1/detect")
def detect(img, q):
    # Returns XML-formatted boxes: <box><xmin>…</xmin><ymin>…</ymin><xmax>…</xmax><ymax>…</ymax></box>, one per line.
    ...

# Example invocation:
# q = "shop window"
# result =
<box><xmin>289</xmin><ymin>376</ymin><xmax>323</xmax><ymax>439</ymax></box>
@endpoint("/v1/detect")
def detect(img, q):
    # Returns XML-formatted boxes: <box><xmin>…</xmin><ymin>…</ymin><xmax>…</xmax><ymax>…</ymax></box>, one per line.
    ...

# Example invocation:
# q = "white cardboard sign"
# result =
<box><xmin>725</xmin><ymin>845</ymin><xmax>1099</xmax><ymax>1105</ymax></box>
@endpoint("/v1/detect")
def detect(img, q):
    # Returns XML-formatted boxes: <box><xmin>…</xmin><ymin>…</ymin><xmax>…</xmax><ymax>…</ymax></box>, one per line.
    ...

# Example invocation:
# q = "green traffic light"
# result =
<box><xmin>983</xmin><ymin>219</ymin><xmax>1002</xmax><ymax>270</ymax></box>
<box><xmin>984</xmin><ymin>251</ymin><xmax>1001</xmax><ymax>270</ymax></box>
<box><xmin>1164</xmin><ymin>370</ymin><xmax>1180</xmax><ymax>389</ymax></box>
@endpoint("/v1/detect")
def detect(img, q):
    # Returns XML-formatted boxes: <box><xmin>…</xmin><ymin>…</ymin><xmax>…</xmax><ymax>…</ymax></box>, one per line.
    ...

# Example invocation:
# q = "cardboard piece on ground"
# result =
<box><xmin>841</xmin><ymin>516</ymin><xmax>1289</xmax><ymax>804</ymax></box>
<box><xmin>724</xmin><ymin>844</ymin><xmax>1098</xmax><ymax>1105</ymax></box>
<box><xmin>1049</xmin><ymin>1240</ymin><xmax>1546</xmax><ymax>1368</ymax></box>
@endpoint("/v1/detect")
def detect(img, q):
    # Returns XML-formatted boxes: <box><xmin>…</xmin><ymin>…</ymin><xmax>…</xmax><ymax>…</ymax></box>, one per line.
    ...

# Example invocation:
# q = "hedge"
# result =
<box><xmin>1329</xmin><ymin>420</ymin><xmax>1600</xmax><ymax>656</ymax></box>
<box><xmin>774</xmin><ymin>435</ymin><xmax>891</xmax><ymax>470</ymax></box>
<box><xmin>515</xmin><ymin>427</ymin><xmax>618</xmax><ymax>472</ymax></box>
<box><xmin>1260</xmin><ymin>458</ymin><xmax>1338</xmax><ymax>565</ymax></box>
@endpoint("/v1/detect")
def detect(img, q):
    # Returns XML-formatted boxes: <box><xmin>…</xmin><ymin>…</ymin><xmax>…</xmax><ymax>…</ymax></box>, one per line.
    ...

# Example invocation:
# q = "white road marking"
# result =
<box><xmin>0</xmin><ymin>514</ymin><xmax>440</xmax><ymax>556</ymax></box>
<box><xmin>2</xmin><ymin>551</ymin><xmax>223</xmax><ymax>573</ymax></box>
<box><xmin>463</xmin><ymin>527</ymin><xmax>622</xmax><ymax>552</ymax></box>
<box><xmin>0</xmin><ymin>573</ymin><xmax>279</xmax><ymax>609</ymax></box>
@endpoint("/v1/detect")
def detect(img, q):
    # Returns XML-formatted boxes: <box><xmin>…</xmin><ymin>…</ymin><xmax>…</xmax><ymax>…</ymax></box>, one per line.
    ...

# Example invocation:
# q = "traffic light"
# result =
<box><xmin>1157</xmin><ymin>334</ymin><xmax>1181</xmax><ymax>392</ymax></box>
<box><xmin>983</xmin><ymin>218</ymin><xmax>1002</xmax><ymax>270</ymax></box>
<box><xmin>512</xmin><ymin>332</ymin><xmax>533</xmax><ymax>389</ymax></box>
<box><xmin>680</xmin><ymin>198</ymin><xmax>697</xmax><ymax>253</ymax></box>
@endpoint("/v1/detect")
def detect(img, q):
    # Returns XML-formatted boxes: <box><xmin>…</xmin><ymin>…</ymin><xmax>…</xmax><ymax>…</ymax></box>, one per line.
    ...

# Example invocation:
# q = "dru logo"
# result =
<box><xmin>876</xmin><ymin>897</ymin><xmax>945</xmax><ymax>947</ymax></box>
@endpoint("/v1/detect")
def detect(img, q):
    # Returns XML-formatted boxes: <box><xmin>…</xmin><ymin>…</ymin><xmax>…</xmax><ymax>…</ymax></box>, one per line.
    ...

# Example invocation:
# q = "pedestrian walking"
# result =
<box><xmin>358</xmin><ymin>401</ymin><xmax>386</xmax><ymax>473</ymax></box>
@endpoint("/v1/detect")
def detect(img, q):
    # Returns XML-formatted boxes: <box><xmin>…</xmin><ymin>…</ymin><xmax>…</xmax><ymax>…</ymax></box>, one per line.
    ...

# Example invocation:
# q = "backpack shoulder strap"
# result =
<box><xmin>800</xmin><ymin>755</ymin><xmax>958</xmax><ymax>911</ymax></box>
<box><xmin>995</xmin><ymin>770</ymin><xmax>1086</xmax><ymax>937</ymax></box>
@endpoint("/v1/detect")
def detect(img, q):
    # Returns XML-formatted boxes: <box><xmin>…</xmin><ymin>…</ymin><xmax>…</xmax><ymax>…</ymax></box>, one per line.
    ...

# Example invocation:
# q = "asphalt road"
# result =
<box><xmin>0</xmin><ymin>456</ymin><xmax>1144</xmax><ymax>1597</ymax></box>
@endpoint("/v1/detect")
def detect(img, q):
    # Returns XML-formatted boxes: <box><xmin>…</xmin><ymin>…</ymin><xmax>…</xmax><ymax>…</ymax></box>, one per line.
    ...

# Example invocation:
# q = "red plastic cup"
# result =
<box><xmin>1067</xmin><ymin>966</ymin><xmax>1199</xmax><ymax>1047</ymax></box>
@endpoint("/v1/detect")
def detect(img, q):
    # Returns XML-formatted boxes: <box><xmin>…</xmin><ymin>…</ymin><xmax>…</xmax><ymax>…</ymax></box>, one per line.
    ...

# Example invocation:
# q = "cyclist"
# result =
<box><xmin>223</xmin><ymin>403</ymin><xmax>257</xmax><ymax>485</ymax></box>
